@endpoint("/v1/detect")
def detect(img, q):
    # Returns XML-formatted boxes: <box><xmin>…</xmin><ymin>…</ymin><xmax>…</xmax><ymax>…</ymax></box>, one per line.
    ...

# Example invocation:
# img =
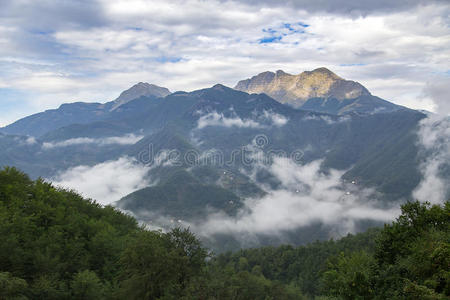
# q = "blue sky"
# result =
<box><xmin>0</xmin><ymin>0</ymin><xmax>449</xmax><ymax>126</ymax></box>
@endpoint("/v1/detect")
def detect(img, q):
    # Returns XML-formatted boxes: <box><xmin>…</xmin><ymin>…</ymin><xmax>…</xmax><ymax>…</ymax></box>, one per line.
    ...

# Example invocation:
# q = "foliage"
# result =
<box><xmin>118</xmin><ymin>169</ymin><xmax>243</xmax><ymax>220</ymax></box>
<box><xmin>0</xmin><ymin>167</ymin><xmax>303</xmax><ymax>299</ymax></box>
<box><xmin>118</xmin><ymin>228</ymin><xmax>208</xmax><ymax>299</ymax></box>
<box><xmin>1</xmin><ymin>167</ymin><xmax>447</xmax><ymax>299</ymax></box>
<box><xmin>321</xmin><ymin>201</ymin><xmax>449</xmax><ymax>299</ymax></box>
<box><xmin>210</xmin><ymin>228</ymin><xmax>380</xmax><ymax>296</ymax></box>
<box><xmin>0</xmin><ymin>272</ymin><xmax>28</xmax><ymax>300</ymax></box>
<box><xmin>211</xmin><ymin>201</ymin><xmax>449</xmax><ymax>299</ymax></box>
<box><xmin>321</xmin><ymin>251</ymin><xmax>375</xmax><ymax>299</ymax></box>
<box><xmin>0</xmin><ymin>167</ymin><xmax>209</xmax><ymax>299</ymax></box>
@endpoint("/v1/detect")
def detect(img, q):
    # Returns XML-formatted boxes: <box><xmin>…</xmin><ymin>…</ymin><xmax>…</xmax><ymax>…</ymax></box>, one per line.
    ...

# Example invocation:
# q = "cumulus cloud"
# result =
<box><xmin>0</xmin><ymin>0</ymin><xmax>449</xmax><ymax>127</ymax></box>
<box><xmin>50</xmin><ymin>156</ymin><xmax>150</xmax><ymax>205</ymax></box>
<box><xmin>42</xmin><ymin>133</ymin><xmax>143</xmax><ymax>149</ymax></box>
<box><xmin>413</xmin><ymin>115</ymin><xmax>450</xmax><ymax>204</ymax></box>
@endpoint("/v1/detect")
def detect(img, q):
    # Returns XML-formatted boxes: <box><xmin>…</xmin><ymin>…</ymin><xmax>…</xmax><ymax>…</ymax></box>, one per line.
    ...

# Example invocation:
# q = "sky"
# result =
<box><xmin>0</xmin><ymin>0</ymin><xmax>449</xmax><ymax>126</ymax></box>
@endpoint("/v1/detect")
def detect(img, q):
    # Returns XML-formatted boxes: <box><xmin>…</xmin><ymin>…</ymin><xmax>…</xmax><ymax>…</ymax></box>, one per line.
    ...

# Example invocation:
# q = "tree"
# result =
<box><xmin>321</xmin><ymin>201</ymin><xmax>449</xmax><ymax>299</ymax></box>
<box><xmin>373</xmin><ymin>201</ymin><xmax>450</xmax><ymax>299</ymax></box>
<box><xmin>321</xmin><ymin>251</ymin><xmax>374</xmax><ymax>299</ymax></box>
<box><xmin>71</xmin><ymin>270</ymin><xmax>105</xmax><ymax>300</ymax></box>
<box><xmin>118</xmin><ymin>228</ymin><xmax>207</xmax><ymax>299</ymax></box>
<box><xmin>0</xmin><ymin>272</ymin><xmax>28</xmax><ymax>300</ymax></box>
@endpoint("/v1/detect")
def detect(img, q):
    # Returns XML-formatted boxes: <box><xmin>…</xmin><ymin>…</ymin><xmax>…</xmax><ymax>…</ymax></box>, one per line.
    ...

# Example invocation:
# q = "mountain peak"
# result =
<box><xmin>235</xmin><ymin>67</ymin><xmax>370</xmax><ymax>107</ymax></box>
<box><xmin>135</xmin><ymin>82</ymin><xmax>151</xmax><ymax>87</ymax></box>
<box><xmin>212</xmin><ymin>83</ymin><xmax>228</xmax><ymax>90</ymax></box>
<box><xmin>111</xmin><ymin>82</ymin><xmax>171</xmax><ymax>111</ymax></box>
<box><xmin>308</xmin><ymin>67</ymin><xmax>341</xmax><ymax>78</ymax></box>
<box><xmin>311</xmin><ymin>67</ymin><xmax>333</xmax><ymax>73</ymax></box>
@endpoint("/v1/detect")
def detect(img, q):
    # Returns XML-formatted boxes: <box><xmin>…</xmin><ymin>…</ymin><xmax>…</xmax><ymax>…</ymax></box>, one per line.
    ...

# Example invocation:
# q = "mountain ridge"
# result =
<box><xmin>0</xmin><ymin>82</ymin><xmax>171</xmax><ymax>137</ymax></box>
<box><xmin>0</xmin><ymin>82</ymin><xmax>431</xmax><ymax>249</ymax></box>
<box><xmin>235</xmin><ymin>67</ymin><xmax>370</xmax><ymax>104</ymax></box>
<box><xmin>110</xmin><ymin>82</ymin><xmax>171</xmax><ymax>111</ymax></box>
<box><xmin>234</xmin><ymin>67</ymin><xmax>400</xmax><ymax>115</ymax></box>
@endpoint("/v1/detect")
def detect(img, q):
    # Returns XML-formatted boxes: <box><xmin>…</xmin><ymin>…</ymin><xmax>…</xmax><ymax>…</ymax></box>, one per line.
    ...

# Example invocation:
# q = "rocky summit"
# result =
<box><xmin>111</xmin><ymin>82</ymin><xmax>171</xmax><ymax>110</ymax></box>
<box><xmin>235</xmin><ymin>67</ymin><xmax>370</xmax><ymax>107</ymax></box>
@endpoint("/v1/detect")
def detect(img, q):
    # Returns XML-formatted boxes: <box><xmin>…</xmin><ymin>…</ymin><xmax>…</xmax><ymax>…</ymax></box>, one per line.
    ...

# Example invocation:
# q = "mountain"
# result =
<box><xmin>235</xmin><ymin>68</ymin><xmax>369</xmax><ymax>104</ymax></box>
<box><xmin>235</xmin><ymin>67</ymin><xmax>400</xmax><ymax>114</ymax></box>
<box><xmin>0</xmin><ymin>83</ymin><xmax>425</xmax><ymax>193</ymax></box>
<box><xmin>110</xmin><ymin>85</ymin><xmax>426</xmax><ymax>224</ymax></box>
<box><xmin>0</xmin><ymin>78</ymin><xmax>435</xmax><ymax>249</ymax></box>
<box><xmin>0</xmin><ymin>70</ymin><xmax>398</xmax><ymax>137</ymax></box>
<box><xmin>300</xmin><ymin>94</ymin><xmax>399</xmax><ymax>115</ymax></box>
<box><xmin>0</xmin><ymin>102</ymin><xmax>110</xmax><ymax>137</ymax></box>
<box><xmin>118</xmin><ymin>169</ymin><xmax>244</xmax><ymax>221</ymax></box>
<box><xmin>110</xmin><ymin>82</ymin><xmax>171</xmax><ymax>111</ymax></box>
<box><xmin>0</xmin><ymin>82</ymin><xmax>170</xmax><ymax>137</ymax></box>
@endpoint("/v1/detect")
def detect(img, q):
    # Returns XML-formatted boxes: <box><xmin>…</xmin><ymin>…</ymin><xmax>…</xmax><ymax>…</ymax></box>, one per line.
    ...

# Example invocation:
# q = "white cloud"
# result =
<box><xmin>190</xmin><ymin>157</ymin><xmax>399</xmax><ymax>240</ymax></box>
<box><xmin>413</xmin><ymin>115</ymin><xmax>450</xmax><ymax>204</ymax></box>
<box><xmin>261</xmin><ymin>110</ymin><xmax>288</xmax><ymax>126</ymax></box>
<box><xmin>197</xmin><ymin>110</ymin><xmax>288</xmax><ymax>129</ymax></box>
<box><xmin>42</xmin><ymin>133</ymin><xmax>143</xmax><ymax>149</ymax></box>
<box><xmin>10</xmin><ymin>135</ymin><xmax>38</xmax><ymax>146</ymax></box>
<box><xmin>50</xmin><ymin>157</ymin><xmax>150</xmax><ymax>205</ymax></box>
<box><xmin>25</xmin><ymin>136</ymin><xmax>36</xmax><ymax>145</ymax></box>
<box><xmin>1</xmin><ymin>0</ymin><xmax>449</xmax><ymax>127</ymax></box>
<box><xmin>302</xmin><ymin>114</ymin><xmax>350</xmax><ymax>124</ymax></box>
<box><xmin>197</xmin><ymin>111</ymin><xmax>263</xmax><ymax>129</ymax></box>
<box><xmin>421</xmin><ymin>77</ymin><xmax>450</xmax><ymax>115</ymax></box>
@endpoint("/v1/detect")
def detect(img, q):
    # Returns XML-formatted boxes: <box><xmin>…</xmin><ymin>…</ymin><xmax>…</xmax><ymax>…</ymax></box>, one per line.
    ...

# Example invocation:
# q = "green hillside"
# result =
<box><xmin>0</xmin><ymin>167</ymin><xmax>302</xmax><ymax>299</ymax></box>
<box><xmin>118</xmin><ymin>169</ymin><xmax>244</xmax><ymax>221</ymax></box>
<box><xmin>0</xmin><ymin>167</ymin><xmax>448</xmax><ymax>299</ymax></box>
<box><xmin>0</xmin><ymin>167</ymin><xmax>207</xmax><ymax>299</ymax></box>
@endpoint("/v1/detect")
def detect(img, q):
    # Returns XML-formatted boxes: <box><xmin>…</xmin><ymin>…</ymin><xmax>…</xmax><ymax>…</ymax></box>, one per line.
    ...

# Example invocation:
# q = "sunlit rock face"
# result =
<box><xmin>235</xmin><ymin>67</ymin><xmax>370</xmax><ymax>107</ymax></box>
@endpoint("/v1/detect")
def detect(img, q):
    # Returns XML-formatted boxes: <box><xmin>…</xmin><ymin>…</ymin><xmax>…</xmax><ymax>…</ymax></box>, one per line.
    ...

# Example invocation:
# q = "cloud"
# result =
<box><xmin>42</xmin><ymin>133</ymin><xmax>143</xmax><ymax>149</ymax></box>
<box><xmin>50</xmin><ymin>157</ymin><xmax>149</xmax><ymax>205</ymax></box>
<box><xmin>25</xmin><ymin>136</ymin><xmax>36</xmax><ymax>145</ymax></box>
<box><xmin>150</xmin><ymin>149</ymin><xmax>182</xmax><ymax>168</ymax></box>
<box><xmin>187</xmin><ymin>157</ymin><xmax>399</xmax><ymax>242</ymax></box>
<box><xmin>0</xmin><ymin>0</ymin><xmax>107</xmax><ymax>31</ymax></box>
<box><xmin>197</xmin><ymin>111</ymin><xmax>263</xmax><ymax>129</ymax></box>
<box><xmin>231</xmin><ymin>0</ymin><xmax>447</xmax><ymax>16</ymax></box>
<box><xmin>0</xmin><ymin>0</ymin><xmax>449</xmax><ymax>127</ymax></box>
<box><xmin>197</xmin><ymin>110</ymin><xmax>288</xmax><ymax>129</ymax></box>
<box><xmin>302</xmin><ymin>114</ymin><xmax>350</xmax><ymax>124</ymax></box>
<box><xmin>11</xmin><ymin>135</ymin><xmax>37</xmax><ymax>146</ymax></box>
<box><xmin>413</xmin><ymin>115</ymin><xmax>450</xmax><ymax>204</ymax></box>
<box><xmin>261</xmin><ymin>110</ymin><xmax>288</xmax><ymax>126</ymax></box>
<box><xmin>421</xmin><ymin>77</ymin><xmax>450</xmax><ymax>115</ymax></box>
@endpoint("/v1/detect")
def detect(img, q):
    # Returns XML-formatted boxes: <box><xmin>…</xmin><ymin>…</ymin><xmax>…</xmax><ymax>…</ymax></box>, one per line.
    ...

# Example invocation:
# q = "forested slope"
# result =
<box><xmin>0</xmin><ymin>167</ymin><xmax>447</xmax><ymax>299</ymax></box>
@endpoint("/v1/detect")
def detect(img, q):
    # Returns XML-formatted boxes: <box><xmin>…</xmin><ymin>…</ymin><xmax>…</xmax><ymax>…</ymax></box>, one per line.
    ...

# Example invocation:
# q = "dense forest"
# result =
<box><xmin>0</xmin><ymin>167</ymin><xmax>448</xmax><ymax>299</ymax></box>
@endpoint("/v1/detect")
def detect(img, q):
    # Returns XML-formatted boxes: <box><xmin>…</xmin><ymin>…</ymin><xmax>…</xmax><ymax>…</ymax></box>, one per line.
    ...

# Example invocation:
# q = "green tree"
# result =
<box><xmin>0</xmin><ymin>272</ymin><xmax>28</xmax><ymax>300</ymax></box>
<box><xmin>321</xmin><ymin>201</ymin><xmax>449</xmax><ymax>299</ymax></box>
<box><xmin>373</xmin><ymin>201</ymin><xmax>450</xmax><ymax>299</ymax></box>
<box><xmin>118</xmin><ymin>228</ymin><xmax>207</xmax><ymax>299</ymax></box>
<box><xmin>321</xmin><ymin>251</ymin><xmax>374</xmax><ymax>299</ymax></box>
<box><xmin>71</xmin><ymin>270</ymin><xmax>105</xmax><ymax>300</ymax></box>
